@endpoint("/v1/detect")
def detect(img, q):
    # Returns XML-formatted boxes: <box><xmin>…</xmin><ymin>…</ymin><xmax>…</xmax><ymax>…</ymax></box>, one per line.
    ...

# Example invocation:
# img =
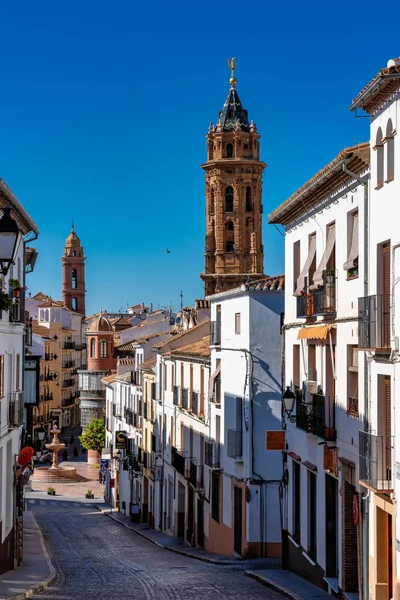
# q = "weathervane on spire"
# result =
<box><xmin>71</xmin><ymin>219</ymin><xmax>75</xmax><ymax>232</ymax></box>
<box><xmin>228</xmin><ymin>57</ymin><xmax>237</xmax><ymax>88</ymax></box>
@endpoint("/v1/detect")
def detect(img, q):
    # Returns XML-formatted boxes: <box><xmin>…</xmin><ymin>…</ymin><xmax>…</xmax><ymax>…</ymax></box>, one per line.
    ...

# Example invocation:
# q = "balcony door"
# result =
<box><xmin>380</xmin><ymin>243</ymin><xmax>390</xmax><ymax>348</ymax></box>
<box><xmin>233</xmin><ymin>485</ymin><xmax>243</xmax><ymax>556</ymax></box>
<box><xmin>325</xmin><ymin>474</ymin><xmax>338</xmax><ymax>577</ymax></box>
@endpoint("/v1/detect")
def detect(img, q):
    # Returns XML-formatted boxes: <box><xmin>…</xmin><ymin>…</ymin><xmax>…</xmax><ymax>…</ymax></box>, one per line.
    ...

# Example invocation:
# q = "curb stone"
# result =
<box><xmin>0</xmin><ymin>513</ymin><xmax>56</xmax><ymax>600</ymax></box>
<box><xmin>244</xmin><ymin>570</ymin><xmax>304</xmax><ymax>600</ymax></box>
<box><xmin>95</xmin><ymin>505</ymin><xmax>269</xmax><ymax>567</ymax></box>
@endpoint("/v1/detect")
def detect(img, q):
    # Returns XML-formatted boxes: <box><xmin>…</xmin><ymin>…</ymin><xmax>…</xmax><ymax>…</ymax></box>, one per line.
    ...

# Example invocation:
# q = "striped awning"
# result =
<box><xmin>297</xmin><ymin>325</ymin><xmax>332</xmax><ymax>340</ymax></box>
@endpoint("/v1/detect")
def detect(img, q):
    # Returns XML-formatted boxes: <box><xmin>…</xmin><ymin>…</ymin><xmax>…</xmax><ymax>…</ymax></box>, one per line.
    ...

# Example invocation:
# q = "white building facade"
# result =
<box><xmin>207</xmin><ymin>279</ymin><xmax>284</xmax><ymax>558</ymax></box>
<box><xmin>269</xmin><ymin>143</ymin><xmax>370</xmax><ymax>595</ymax></box>
<box><xmin>0</xmin><ymin>182</ymin><xmax>39</xmax><ymax>574</ymax></box>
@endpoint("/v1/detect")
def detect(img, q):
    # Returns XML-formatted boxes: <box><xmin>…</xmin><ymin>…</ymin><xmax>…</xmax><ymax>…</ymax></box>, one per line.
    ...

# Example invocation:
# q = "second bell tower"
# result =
<box><xmin>200</xmin><ymin>59</ymin><xmax>266</xmax><ymax>296</ymax></box>
<box><xmin>61</xmin><ymin>223</ymin><xmax>86</xmax><ymax>316</ymax></box>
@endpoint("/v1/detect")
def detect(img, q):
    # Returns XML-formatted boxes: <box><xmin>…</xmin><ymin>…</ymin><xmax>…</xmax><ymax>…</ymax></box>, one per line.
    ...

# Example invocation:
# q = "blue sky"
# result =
<box><xmin>1</xmin><ymin>1</ymin><xmax>399</xmax><ymax>316</ymax></box>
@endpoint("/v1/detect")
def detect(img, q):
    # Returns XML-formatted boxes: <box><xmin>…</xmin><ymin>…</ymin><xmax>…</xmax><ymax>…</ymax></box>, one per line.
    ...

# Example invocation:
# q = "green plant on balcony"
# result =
<box><xmin>0</xmin><ymin>291</ymin><xmax>13</xmax><ymax>312</ymax></box>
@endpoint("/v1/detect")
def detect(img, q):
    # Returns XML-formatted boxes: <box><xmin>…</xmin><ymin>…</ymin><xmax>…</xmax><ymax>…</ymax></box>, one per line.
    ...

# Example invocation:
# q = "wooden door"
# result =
<box><xmin>233</xmin><ymin>486</ymin><xmax>243</xmax><ymax>556</ymax></box>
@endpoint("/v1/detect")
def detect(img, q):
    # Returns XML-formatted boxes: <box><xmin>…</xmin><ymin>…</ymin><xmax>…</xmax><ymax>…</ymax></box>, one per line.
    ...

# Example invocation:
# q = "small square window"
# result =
<box><xmin>235</xmin><ymin>313</ymin><xmax>241</xmax><ymax>334</ymax></box>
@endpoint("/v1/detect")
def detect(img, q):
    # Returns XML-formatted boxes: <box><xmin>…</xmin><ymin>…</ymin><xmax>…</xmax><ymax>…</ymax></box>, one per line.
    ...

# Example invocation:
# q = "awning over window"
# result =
<box><xmin>310</xmin><ymin>225</ymin><xmax>335</xmax><ymax>290</ymax></box>
<box><xmin>297</xmin><ymin>325</ymin><xmax>332</xmax><ymax>340</ymax></box>
<box><xmin>208</xmin><ymin>363</ymin><xmax>221</xmax><ymax>398</ymax></box>
<box><xmin>294</xmin><ymin>236</ymin><xmax>316</xmax><ymax>296</ymax></box>
<box><xmin>343</xmin><ymin>212</ymin><xmax>359</xmax><ymax>271</ymax></box>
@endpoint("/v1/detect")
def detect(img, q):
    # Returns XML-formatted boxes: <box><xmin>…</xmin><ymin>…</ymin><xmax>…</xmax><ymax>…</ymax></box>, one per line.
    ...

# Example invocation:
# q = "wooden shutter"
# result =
<box><xmin>382</xmin><ymin>244</ymin><xmax>390</xmax><ymax>347</ymax></box>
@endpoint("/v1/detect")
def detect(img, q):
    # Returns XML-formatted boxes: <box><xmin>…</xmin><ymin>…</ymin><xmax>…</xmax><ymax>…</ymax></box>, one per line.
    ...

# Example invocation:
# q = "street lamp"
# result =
<box><xmin>37</xmin><ymin>427</ymin><xmax>46</xmax><ymax>442</ymax></box>
<box><xmin>0</xmin><ymin>207</ymin><xmax>22</xmax><ymax>276</ymax></box>
<box><xmin>282</xmin><ymin>386</ymin><xmax>297</xmax><ymax>423</ymax></box>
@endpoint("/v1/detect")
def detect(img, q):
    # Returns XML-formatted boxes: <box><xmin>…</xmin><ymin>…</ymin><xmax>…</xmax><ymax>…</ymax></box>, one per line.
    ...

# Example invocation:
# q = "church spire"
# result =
<box><xmin>62</xmin><ymin>224</ymin><xmax>86</xmax><ymax>316</ymax></box>
<box><xmin>215</xmin><ymin>58</ymin><xmax>250</xmax><ymax>132</ymax></box>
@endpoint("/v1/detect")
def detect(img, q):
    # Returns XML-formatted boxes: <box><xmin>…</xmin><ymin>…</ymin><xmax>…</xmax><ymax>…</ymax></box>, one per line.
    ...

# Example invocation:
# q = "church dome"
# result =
<box><xmin>89</xmin><ymin>314</ymin><xmax>112</xmax><ymax>333</ymax></box>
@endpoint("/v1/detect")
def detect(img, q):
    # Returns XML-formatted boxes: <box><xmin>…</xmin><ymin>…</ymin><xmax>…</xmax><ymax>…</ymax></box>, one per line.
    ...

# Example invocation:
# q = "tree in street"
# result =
<box><xmin>79</xmin><ymin>419</ymin><xmax>105</xmax><ymax>459</ymax></box>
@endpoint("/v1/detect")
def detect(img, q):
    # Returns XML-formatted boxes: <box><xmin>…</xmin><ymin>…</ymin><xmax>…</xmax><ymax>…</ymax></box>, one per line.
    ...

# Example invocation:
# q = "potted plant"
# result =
<box><xmin>85</xmin><ymin>489</ymin><xmax>94</xmax><ymax>499</ymax></box>
<box><xmin>0</xmin><ymin>291</ymin><xmax>13</xmax><ymax>312</ymax></box>
<box><xmin>47</xmin><ymin>487</ymin><xmax>56</xmax><ymax>496</ymax></box>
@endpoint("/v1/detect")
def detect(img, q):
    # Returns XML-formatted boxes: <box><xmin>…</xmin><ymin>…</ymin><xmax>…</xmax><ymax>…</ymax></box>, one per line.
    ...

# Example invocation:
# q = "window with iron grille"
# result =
<box><xmin>205</xmin><ymin>440</ymin><xmax>213</xmax><ymax>467</ymax></box>
<box><xmin>191</xmin><ymin>391</ymin><xmax>199</xmax><ymax>415</ymax></box>
<box><xmin>173</xmin><ymin>385</ymin><xmax>179</xmax><ymax>406</ymax></box>
<box><xmin>181</xmin><ymin>388</ymin><xmax>189</xmax><ymax>410</ymax></box>
<box><xmin>211</xmin><ymin>472</ymin><xmax>220</xmax><ymax>522</ymax></box>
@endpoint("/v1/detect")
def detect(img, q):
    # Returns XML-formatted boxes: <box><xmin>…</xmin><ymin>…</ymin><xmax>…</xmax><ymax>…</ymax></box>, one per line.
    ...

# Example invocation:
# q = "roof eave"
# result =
<box><xmin>0</xmin><ymin>179</ymin><xmax>39</xmax><ymax>236</ymax></box>
<box><xmin>350</xmin><ymin>72</ymin><xmax>400</xmax><ymax>112</ymax></box>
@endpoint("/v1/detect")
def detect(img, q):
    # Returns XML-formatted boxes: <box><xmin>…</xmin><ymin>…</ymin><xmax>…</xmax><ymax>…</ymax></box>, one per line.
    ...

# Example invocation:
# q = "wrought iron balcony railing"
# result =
<box><xmin>181</xmin><ymin>388</ymin><xmax>189</xmax><ymax>410</ymax></box>
<box><xmin>358</xmin><ymin>294</ymin><xmax>390</xmax><ymax>350</ymax></box>
<box><xmin>296</xmin><ymin>271</ymin><xmax>336</xmax><ymax>318</ymax></box>
<box><xmin>205</xmin><ymin>440</ymin><xmax>221</xmax><ymax>468</ymax></box>
<box><xmin>227</xmin><ymin>429</ymin><xmax>243</xmax><ymax>460</ymax></box>
<box><xmin>210</xmin><ymin>321</ymin><xmax>221</xmax><ymax>345</ymax></box>
<box><xmin>359</xmin><ymin>431</ymin><xmax>394</xmax><ymax>493</ymax></box>
<box><xmin>295</xmin><ymin>390</ymin><xmax>336</xmax><ymax>440</ymax></box>
<box><xmin>171</xmin><ymin>446</ymin><xmax>185</xmax><ymax>476</ymax></box>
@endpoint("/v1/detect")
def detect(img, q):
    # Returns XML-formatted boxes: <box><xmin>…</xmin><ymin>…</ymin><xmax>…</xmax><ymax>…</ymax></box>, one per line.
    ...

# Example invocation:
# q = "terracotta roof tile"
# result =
<box><xmin>152</xmin><ymin>321</ymin><xmax>210</xmax><ymax>351</ymax></box>
<box><xmin>350</xmin><ymin>62</ymin><xmax>400</xmax><ymax>114</ymax></box>
<box><xmin>102</xmin><ymin>372</ymin><xmax>117</xmax><ymax>384</ymax></box>
<box><xmin>243</xmin><ymin>275</ymin><xmax>285</xmax><ymax>291</ymax></box>
<box><xmin>268</xmin><ymin>143</ymin><xmax>370</xmax><ymax>226</ymax></box>
<box><xmin>31</xmin><ymin>320</ymin><xmax>51</xmax><ymax>338</ymax></box>
<box><xmin>169</xmin><ymin>336</ymin><xmax>210</xmax><ymax>359</ymax></box>
<box><xmin>140</xmin><ymin>355</ymin><xmax>157</xmax><ymax>370</ymax></box>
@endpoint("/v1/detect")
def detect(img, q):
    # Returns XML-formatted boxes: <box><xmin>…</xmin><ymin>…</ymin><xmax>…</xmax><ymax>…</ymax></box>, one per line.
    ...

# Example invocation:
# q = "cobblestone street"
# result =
<box><xmin>28</xmin><ymin>500</ymin><xmax>285</xmax><ymax>600</ymax></box>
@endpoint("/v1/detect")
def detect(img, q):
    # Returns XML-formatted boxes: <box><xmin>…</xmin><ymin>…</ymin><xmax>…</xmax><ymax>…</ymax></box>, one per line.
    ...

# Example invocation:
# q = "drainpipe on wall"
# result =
<box><xmin>342</xmin><ymin>160</ymin><xmax>369</xmax><ymax>600</ymax></box>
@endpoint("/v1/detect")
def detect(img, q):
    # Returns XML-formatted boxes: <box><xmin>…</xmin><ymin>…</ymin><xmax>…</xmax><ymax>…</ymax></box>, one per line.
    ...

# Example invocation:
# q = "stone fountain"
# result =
<box><xmin>31</xmin><ymin>424</ymin><xmax>80</xmax><ymax>483</ymax></box>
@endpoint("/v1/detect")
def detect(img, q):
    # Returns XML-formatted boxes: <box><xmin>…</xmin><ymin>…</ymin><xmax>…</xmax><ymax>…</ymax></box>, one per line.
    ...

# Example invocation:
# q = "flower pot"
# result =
<box><xmin>47</xmin><ymin>491</ymin><xmax>56</xmax><ymax>496</ymax></box>
<box><xmin>12</xmin><ymin>290</ymin><xmax>20</xmax><ymax>298</ymax></box>
<box><xmin>85</xmin><ymin>494</ymin><xmax>94</xmax><ymax>499</ymax></box>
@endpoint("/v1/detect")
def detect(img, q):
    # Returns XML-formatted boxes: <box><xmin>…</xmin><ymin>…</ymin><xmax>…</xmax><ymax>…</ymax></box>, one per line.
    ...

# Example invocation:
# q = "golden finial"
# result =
<box><xmin>228</xmin><ymin>57</ymin><xmax>237</xmax><ymax>88</ymax></box>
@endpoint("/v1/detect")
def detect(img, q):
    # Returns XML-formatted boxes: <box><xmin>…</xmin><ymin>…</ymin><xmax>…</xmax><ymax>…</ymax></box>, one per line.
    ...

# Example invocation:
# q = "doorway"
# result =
<box><xmin>187</xmin><ymin>487</ymin><xmax>195</xmax><ymax>546</ymax></box>
<box><xmin>325</xmin><ymin>475</ymin><xmax>338</xmax><ymax>577</ymax></box>
<box><xmin>234</xmin><ymin>485</ymin><xmax>243</xmax><ymax>556</ymax></box>
<box><xmin>376</xmin><ymin>507</ymin><xmax>393</xmax><ymax>599</ymax></box>
<box><xmin>197</xmin><ymin>498</ymin><xmax>204</xmax><ymax>548</ymax></box>
<box><xmin>177</xmin><ymin>481</ymin><xmax>185</xmax><ymax>539</ymax></box>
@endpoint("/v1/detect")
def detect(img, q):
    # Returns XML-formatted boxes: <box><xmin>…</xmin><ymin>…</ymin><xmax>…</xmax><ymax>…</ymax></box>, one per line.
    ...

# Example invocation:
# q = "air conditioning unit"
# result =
<box><xmin>302</xmin><ymin>380</ymin><xmax>317</xmax><ymax>404</ymax></box>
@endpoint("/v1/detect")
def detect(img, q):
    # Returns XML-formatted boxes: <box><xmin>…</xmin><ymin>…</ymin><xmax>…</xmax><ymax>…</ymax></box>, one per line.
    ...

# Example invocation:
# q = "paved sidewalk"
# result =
<box><xmin>30</xmin><ymin>460</ymin><xmax>105</xmax><ymax>500</ymax></box>
<box><xmin>244</xmin><ymin>569</ymin><xmax>332</xmax><ymax>600</ymax></box>
<box><xmin>95</xmin><ymin>502</ymin><xmax>281</xmax><ymax>568</ymax></box>
<box><xmin>0</xmin><ymin>511</ymin><xmax>55</xmax><ymax>600</ymax></box>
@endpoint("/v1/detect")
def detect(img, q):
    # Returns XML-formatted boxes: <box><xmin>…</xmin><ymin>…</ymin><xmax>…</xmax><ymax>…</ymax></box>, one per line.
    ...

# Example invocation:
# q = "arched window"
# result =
<box><xmin>71</xmin><ymin>269</ymin><xmax>77</xmax><ymax>289</ymax></box>
<box><xmin>71</xmin><ymin>298</ymin><xmax>77</xmax><ymax>311</ymax></box>
<box><xmin>90</xmin><ymin>338</ymin><xmax>96</xmax><ymax>358</ymax></box>
<box><xmin>72</xmin><ymin>250</ymin><xmax>76</xmax><ymax>257</ymax></box>
<box><xmin>245</xmin><ymin>186</ymin><xmax>253</xmax><ymax>211</ymax></box>
<box><xmin>225</xmin><ymin>187</ymin><xmax>234</xmax><ymax>212</ymax></box>
<box><xmin>226</xmin><ymin>143</ymin><xmax>234</xmax><ymax>158</ymax></box>
<box><xmin>376</xmin><ymin>127</ymin><xmax>384</xmax><ymax>188</ymax></box>
<box><xmin>225</xmin><ymin>221</ymin><xmax>235</xmax><ymax>252</ymax></box>
<box><xmin>210</xmin><ymin>188</ymin><xmax>215</xmax><ymax>214</ymax></box>
<box><xmin>39</xmin><ymin>309</ymin><xmax>44</xmax><ymax>321</ymax></box>
<box><xmin>100</xmin><ymin>339</ymin><xmax>108</xmax><ymax>358</ymax></box>
<box><xmin>44</xmin><ymin>309</ymin><xmax>49</xmax><ymax>321</ymax></box>
<box><xmin>386</xmin><ymin>119</ymin><xmax>394</xmax><ymax>182</ymax></box>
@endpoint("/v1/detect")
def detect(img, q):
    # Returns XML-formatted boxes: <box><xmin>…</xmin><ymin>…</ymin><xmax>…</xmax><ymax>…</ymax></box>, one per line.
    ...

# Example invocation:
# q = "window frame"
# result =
<box><xmin>235</xmin><ymin>313</ymin><xmax>241</xmax><ymax>334</ymax></box>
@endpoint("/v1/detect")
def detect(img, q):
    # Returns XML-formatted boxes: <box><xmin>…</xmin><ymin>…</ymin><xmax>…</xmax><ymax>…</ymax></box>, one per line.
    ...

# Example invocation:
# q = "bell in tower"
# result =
<box><xmin>200</xmin><ymin>58</ymin><xmax>266</xmax><ymax>296</ymax></box>
<box><xmin>61</xmin><ymin>222</ymin><xmax>86</xmax><ymax>316</ymax></box>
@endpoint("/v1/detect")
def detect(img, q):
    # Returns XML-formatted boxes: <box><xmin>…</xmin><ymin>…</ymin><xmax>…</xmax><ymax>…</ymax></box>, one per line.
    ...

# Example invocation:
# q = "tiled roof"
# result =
<box><xmin>37</xmin><ymin>300</ymin><xmax>64</xmax><ymax>308</ymax></box>
<box><xmin>140</xmin><ymin>355</ymin><xmax>157</xmax><ymax>370</ymax></box>
<box><xmin>170</xmin><ymin>336</ymin><xmax>210</xmax><ymax>359</ymax></box>
<box><xmin>0</xmin><ymin>179</ymin><xmax>39</xmax><ymax>235</ymax></box>
<box><xmin>115</xmin><ymin>341</ymin><xmax>135</xmax><ymax>353</ymax></box>
<box><xmin>31</xmin><ymin>320</ymin><xmax>51</xmax><ymax>338</ymax></box>
<box><xmin>152</xmin><ymin>321</ymin><xmax>210</xmax><ymax>351</ymax></box>
<box><xmin>102</xmin><ymin>373</ymin><xmax>117</xmax><ymax>384</ymax></box>
<box><xmin>195</xmin><ymin>299</ymin><xmax>211</xmax><ymax>309</ymax></box>
<box><xmin>25</xmin><ymin>247</ymin><xmax>38</xmax><ymax>271</ymax></box>
<box><xmin>243</xmin><ymin>275</ymin><xmax>285</xmax><ymax>291</ymax></box>
<box><xmin>115</xmin><ymin>372</ymin><xmax>133</xmax><ymax>383</ymax></box>
<box><xmin>350</xmin><ymin>61</ymin><xmax>400</xmax><ymax>114</ymax></box>
<box><xmin>268</xmin><ymin>143</ymin><xmax>370</xmax><ymax>226</ymax></box>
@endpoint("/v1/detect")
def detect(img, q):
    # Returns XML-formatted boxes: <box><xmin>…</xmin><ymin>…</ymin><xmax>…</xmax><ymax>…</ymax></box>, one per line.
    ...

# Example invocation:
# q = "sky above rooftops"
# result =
<box><xmin>1</xmin><ymin>0</ymin><xmax>399</xmax><ymax>316</ymax></box>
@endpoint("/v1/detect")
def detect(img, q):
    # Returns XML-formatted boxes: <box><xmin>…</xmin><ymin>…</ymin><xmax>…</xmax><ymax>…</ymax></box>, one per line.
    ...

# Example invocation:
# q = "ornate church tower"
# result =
<box><xmin>62</xmin><ymin>223</ymin><xmax>86</xmax><ymax>316</ymax></box>
<box><xmin>200</xmin><ymin>59</ymin><xmax>266</xmax><ymax>296</ymax></box>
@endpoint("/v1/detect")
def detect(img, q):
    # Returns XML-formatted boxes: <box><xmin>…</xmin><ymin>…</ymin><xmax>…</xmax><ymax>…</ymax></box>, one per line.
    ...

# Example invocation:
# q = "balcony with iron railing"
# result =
<box><xmin>62</xmin><ymin>379</ymin><xmax>75</xmax><ymax>388</ymax></box>
<box><xmin>171</xmin><ymin>446</ymin><xmax>185</xmax><ymax>476</ymax></box>
<box><xmin>359</xmin><ymin>431</ymin><xmax>394</xmax><ymax>493</ymax></box>
<box><xmin>113</xmin><ymin>403</ymin><xmax>122</xmax><ymax>418</ymax></box>
<box><xmin>173</xmin><ymin>385</ymin><xmax>179</xmax><ymax>406</ymax></box>
<box><xmin>358</xmin><ymin>294</ymin><xmax>390</xmax><ymax>350</ymax></box>
<box><xmin>63</xmin><ymin>341</ymin><xmax>76</xmax><ymax>350</ymax></box>
<box><xmin>8</xmin><ymin>392</ymin><xmax>24</xmax><ymax>428</ymax></box>
<box><xmin>40</xmin><ymin>392</ymin><xmax>53</xmax><ymax>402</ymax></box>
<box><xmin>205</xmin><ymin>440</ymin><xmax>221</xmax><ymax>468</ymax></box>
<box><xmin>181</xmin><ymin>388</ymin><xmax>189</xmax><ymax>410</ymax></box>
<box><xmin>62</xmin><ymin>360</ymin><xmax>76</xmax><ymax>369</ymax></box>
<box><xmin>227</xmin><ymin>429</ymin><xmax>243</xmax><ymax>460</ymax></box>
<box><xmin>296</xmin><ymin>271</ymin><xmax>336</xmax><ymax>318</ymax></box>
<box><xmin>9</xmin><ymin>291</ymin><xmax>25</xmax><ymax>324</ymax></box>
<box><xmin>44</xmin><ymin>353</ymin><xmax>53</xmax><ymax>361</ymax></box>
<box><xmin>210</xmin><ymin>321</ymin><xmax>221</xmax><ymax>346</ymax></box>
<box><xmin>185</xmin><ymin>458</ymin><xmax>197</xmax><ymax>487</ymax></box>
<box><xmin>295</xmin><ymin>390</ymin><xmax>336</xmax><ymax>441</ymax></box>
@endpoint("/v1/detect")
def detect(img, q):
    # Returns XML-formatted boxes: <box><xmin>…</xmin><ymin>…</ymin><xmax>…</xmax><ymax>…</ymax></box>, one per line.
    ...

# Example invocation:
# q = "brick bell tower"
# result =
<box><xmin>62</xmin><ymin>222</ymin><xmax>86</xmax><ymax>316</ymax></box>
<box><xmin>200</xmin><ymin>58</ymin><xmax>266</xmax><ymax>296</ymax></box>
